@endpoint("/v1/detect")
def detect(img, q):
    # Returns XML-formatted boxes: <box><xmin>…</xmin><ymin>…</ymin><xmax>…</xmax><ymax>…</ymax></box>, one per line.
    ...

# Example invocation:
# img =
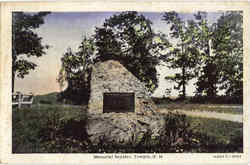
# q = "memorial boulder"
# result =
<box><xmin>86</xmin><ymin>60</ymin><xmax>166</xmax><ymax>145</ymax></box>
<box><xmin>88</xmin><ymin>60</ymin><xmax>157</xmax><ymax>115</ymax></box>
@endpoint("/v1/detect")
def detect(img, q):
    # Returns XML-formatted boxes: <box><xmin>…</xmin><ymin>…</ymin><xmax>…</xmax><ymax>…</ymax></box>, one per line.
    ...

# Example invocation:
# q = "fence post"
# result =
<box><xmin>18</xmin><ymin>92</ymin><xmax>22</xmax><ymax>109</ymax></box>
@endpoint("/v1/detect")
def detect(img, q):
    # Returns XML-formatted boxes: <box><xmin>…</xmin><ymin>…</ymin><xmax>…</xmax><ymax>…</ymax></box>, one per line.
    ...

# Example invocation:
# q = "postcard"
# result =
<box><xmin>0</xmin><ymin>1</ymin><xmax>249</xmax><ymax>164</ymax></box>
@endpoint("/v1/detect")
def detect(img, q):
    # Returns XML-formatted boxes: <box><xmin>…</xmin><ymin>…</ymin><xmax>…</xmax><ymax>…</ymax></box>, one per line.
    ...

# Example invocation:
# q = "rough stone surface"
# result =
<box><xmin>86</xmin><ymin>113</ymin><xmax>166</xmax><ymax>145</ymax></box>
<box><xmin>88</xmin><ymin>60</ymin><xmax>157</xmax><ymax>115</ymax></box>
<box><xmin>86</xmin><ymin>60</ymin><xmax>164</xmax><ymax>145</ymax></box>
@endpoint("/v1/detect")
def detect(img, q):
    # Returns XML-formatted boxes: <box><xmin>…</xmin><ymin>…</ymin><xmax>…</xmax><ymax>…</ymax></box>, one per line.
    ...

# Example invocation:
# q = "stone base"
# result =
<box><xmin>86</xmin><ymin>112</ymin><xmax>166</xmax><ymax>145</ymax></box>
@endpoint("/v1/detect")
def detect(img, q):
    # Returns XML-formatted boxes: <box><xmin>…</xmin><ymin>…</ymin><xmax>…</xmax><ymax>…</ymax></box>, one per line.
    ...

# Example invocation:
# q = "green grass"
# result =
<box><xmin>12</xmin><ymin>104</ymin><xmax>243</xmax><ymax>153</ymax></box>
<box><xmin>157</xmin><ymin>103</ymin><xmax>243</xmax><ymax>114</ymax></box>
<box><xmin>186</xmin><ymin>116</ymin><xmax>243</xmax><ymax>152</ymax></box>
<box><xmin>12</xmin><ymin>104</ymin><xmax>87</xmax><ymax>153</ymax></box>
<box><xmin>33</xmin><ymin>92</ymin><xmax>59</xmax><ymax>105</ymax></box>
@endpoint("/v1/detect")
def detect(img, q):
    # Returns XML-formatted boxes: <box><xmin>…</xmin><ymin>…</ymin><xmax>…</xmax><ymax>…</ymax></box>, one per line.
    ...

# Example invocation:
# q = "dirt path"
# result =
<box><xmin>206</xmin><ymin>105</ymin><xmax>242</xmax><ymax>109</ymax></box>
<box><xmin>158</xmin><ymin>109</ymin><xmax>243</xmax><ymax>123</ymax></box>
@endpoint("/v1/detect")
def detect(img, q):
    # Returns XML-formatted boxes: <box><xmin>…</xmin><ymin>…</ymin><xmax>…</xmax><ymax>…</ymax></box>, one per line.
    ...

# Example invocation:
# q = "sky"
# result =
<box><xmin>15</xmin><ymin>12</ymin><xmax>222</xmax><ymax>97</ymax></box>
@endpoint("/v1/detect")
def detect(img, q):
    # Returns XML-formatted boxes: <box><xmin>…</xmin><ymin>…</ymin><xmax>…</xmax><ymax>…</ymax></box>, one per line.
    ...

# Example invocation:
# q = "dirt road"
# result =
<box><xmin>158</xmin><ymin>109</ymin><xmax>243</xmax><ymax>123</ymax></box>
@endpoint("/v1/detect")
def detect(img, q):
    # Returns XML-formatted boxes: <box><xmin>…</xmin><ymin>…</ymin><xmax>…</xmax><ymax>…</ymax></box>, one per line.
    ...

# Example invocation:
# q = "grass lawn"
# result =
<box><xmin>12</xmin><ymin>104</ymin><xmax>243</xmax><ymax>153</ymax></box>
<box><xmin>186</xmin><ymin>116</ymin><xmax>243</xmax><ymax>152</ymax></box>
<box><xmin>157</xmin><ymin>103</ymin><xmax>243</xmax><ymax>114</ymax></box>
<box><xmin>12</xmin><ymin>104</ymin><xmax>87</xmax><ymax>153</ymax></box>
<box><xmin>33</xmin><ymin>92</ymin><xmax>59</xmax><ymax>104</ymax></box>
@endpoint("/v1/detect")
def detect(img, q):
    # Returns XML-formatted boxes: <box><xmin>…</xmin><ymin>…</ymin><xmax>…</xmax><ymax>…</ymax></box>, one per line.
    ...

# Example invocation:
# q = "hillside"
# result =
<box><xmin>33</xmin><ymin>92</ymin><xmax>59</xmax><ymax>105</ymax></box>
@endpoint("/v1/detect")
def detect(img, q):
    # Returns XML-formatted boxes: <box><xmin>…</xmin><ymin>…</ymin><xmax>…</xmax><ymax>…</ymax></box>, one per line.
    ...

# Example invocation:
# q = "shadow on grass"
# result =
<box><xmin>12</xmin><ymin>106</ymin><xmax>243</xmax><ymax>153</ymax></box>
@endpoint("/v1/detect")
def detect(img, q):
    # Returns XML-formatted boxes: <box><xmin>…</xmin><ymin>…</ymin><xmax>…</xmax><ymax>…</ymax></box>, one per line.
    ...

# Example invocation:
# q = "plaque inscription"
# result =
<box><xmin>103</xmin><ymin>93</ymin><xmax>135</xmax><ymax>113</ymax></box>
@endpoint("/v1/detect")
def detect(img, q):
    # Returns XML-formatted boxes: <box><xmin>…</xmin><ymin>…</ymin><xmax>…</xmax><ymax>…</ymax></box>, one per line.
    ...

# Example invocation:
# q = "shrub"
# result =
<box><xmin>37</xmin><ymin>112</ymin><xmax>243</xmax><ymax>153</ymax></box>
<box><xmin>13</xmin><ymin>105</ymin><xmax>243</xmax><ymax>153</ymax></box>
<box><xmin>163</xmin><ymin>112</ymin><xmax>190</xmax><ymax>146</ymax></box>
<box><xmin>38</xmin><ymin>110</ymin><xmax>89</xmax><ymax>153</ymax></box>
<box><xmin>89</xmin><ymin>113</ymin><xmax>192</xmax><ymax>153</ymax></box>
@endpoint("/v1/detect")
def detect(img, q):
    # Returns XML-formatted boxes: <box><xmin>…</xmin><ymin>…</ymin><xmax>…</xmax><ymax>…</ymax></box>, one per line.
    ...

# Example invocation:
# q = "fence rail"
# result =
<box><xmin>12</xmin><ymin>92</ymin><xmax>34</xmax><ymax>109</ymax></box>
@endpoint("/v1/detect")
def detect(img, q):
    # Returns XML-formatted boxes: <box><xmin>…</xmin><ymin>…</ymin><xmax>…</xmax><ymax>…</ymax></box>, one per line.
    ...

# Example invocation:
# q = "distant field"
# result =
<box><xmin>12</xmin><ymin>103</ymin><xmax>243</xmax><ymax>153</ymax></box>
<box><xmin>157</xmin><ymin>103</ymin><xmax>243</xmax><ymax>114</ymax></box>
<box><xmin>33</xmin><ymin>93</ymin><xmax>243</xmax><ymax>115</ymax></box>
<box><xmin>33</xmin><ymin>92</ymin><xmax>59</xmax><ymax>105</ymax></box>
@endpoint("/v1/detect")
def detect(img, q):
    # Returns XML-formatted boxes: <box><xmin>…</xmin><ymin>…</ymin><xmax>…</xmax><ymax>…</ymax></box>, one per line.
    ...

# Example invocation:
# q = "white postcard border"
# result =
<box><xmin>0</xmin><ymin>1</ymin><xmax>249</xmax><ymax>164</ymax></box>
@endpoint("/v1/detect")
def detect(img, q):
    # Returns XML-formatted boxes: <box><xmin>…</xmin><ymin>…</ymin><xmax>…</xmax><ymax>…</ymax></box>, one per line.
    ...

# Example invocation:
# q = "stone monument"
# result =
<box><xmin>88</xmin><ymin>60</ymin><xmax>157</xmax><ymax>115</ymax></box>
<box><xmin>86</xmin><ymin>60</ymin><xmax>166</xmax><ymax>145</ymax></box>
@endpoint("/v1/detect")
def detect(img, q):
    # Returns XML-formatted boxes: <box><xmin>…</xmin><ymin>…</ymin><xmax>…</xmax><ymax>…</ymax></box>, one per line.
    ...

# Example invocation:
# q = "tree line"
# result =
<box><xmin>12</xmin><ymin>11</ymin><xmax>243</xmax><ymax>104</ymax></box>
<box><xmin>162</xmin><ymin>11</ymin><xmax>243</xmax><ymax>98</ymax></box>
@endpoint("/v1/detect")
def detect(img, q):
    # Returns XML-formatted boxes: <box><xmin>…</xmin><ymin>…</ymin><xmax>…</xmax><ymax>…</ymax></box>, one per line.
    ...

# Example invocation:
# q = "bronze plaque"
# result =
<box><xmin>103</xmin><ymin>93</ymin><xmax>135</xmax><ymax>113</ymax></box>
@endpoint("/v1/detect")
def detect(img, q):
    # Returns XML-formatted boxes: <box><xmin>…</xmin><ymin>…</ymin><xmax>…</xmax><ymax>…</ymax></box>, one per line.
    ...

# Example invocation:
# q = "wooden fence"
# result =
<box><xmin>12</xmin><ymin>92</ymin><xmax>34</xmax><ymax>109</ymax></box>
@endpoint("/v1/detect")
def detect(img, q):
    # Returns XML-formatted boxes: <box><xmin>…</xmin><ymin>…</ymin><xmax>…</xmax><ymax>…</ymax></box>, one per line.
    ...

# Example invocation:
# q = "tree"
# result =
<box><xmin>193</xmin><ymin>12</ymin><xmax>220</xmax><ymax>97</ymax></box>
<box><xmin>94</xmin><ymin>11</ymin><xmax>169</xmax><ymax>93</ymax></box>
<box><xmin>162</xmin><ymin>12</ymin><xmax>200</xmax><ymax>98</ymax></box>
<box><xmin>213</xmin><ymin>11</ymin><xmax>243</xmax><ymax>96</ymax></box>
<box><xmin>57</xmin><ymin>36</ymin><xmax>95</xmax><ymax>104</ymax></box>
<box><xmin>12</xmin><ymin>12</ymin><xmax>50</xmax><ymax>92</ymax></box>
<box><xmin>194</xmin><ymin>11</ymin><xmax>243</xmax><ymax>97</ymax></box>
